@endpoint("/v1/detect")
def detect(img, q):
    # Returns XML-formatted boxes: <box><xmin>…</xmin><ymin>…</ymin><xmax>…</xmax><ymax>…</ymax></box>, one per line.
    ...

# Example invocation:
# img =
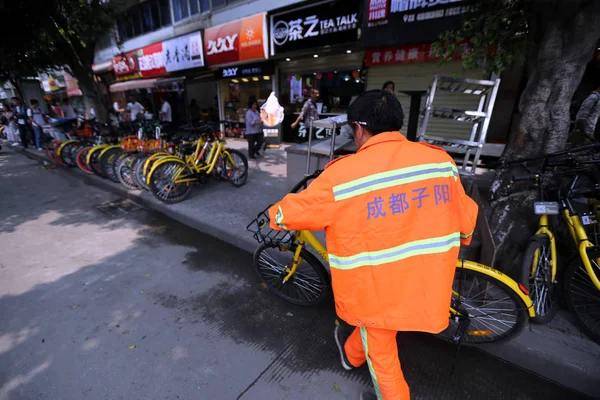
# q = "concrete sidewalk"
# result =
<box><xmin>9</xmin><ymin>140</ymin><xmax>600</xmax><ymax>398</ymax></box>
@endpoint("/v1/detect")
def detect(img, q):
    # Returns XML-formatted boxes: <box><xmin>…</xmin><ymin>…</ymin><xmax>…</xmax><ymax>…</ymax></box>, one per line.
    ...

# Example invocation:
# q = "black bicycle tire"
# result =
<box><xmin>132</xmin><ymin>154</ymin><xmax>151</xmax><ymax>190</ymax></box>
<box><xmin>253</xmin><ymin>243</ymin><xmax>330</xmax><ymax>306</ymax></box>
<box><xmin>117</xmin><ymin>155</ymin><xmax>139</xmax><ymax>190</ymax></box>
<box><xmin>437</xmin><ymin>268</ymin><xmax>528</xmax><ymax>344</ymax></box>
<box><xmin>100</xmin><ymin>148</ymin><xmax>122</xmax><ymax>183</ymax></box>
<box><xmin>60</xmin><ymin>141</ymin><xmax>81</xmax><ymax>167</ymax></box>
<box><xmin>224</xmin><ymin>148</ymin><xmax>249</xmax><ymax>187</ymax></box>
<box><xmin>112</xmin><ymin>152</ymin><xmax>130</xmax><ymax>176</ymax></box>
<box><xmin>76</xmin><ymin>146</ymin><xmax>94</xmax><ymax>174</ymax></box>
<box><xmin>520</xmin><ymin>235</ymin><xmax>559</xmax><ymax>324</ymax></box>
<box><xmin>563</xmin><ymin>258</ymin><xmax>600</xmax><ymax>344</ymax></box>
<box><xmin>148</xmin><ymin>160</ymin><xmax>194</xmax><ymax>204</ymax></box>
<box><xmin>88</xmin><ymin>147</ymin><xmax>106</xmax><ymax>177</ymax></box>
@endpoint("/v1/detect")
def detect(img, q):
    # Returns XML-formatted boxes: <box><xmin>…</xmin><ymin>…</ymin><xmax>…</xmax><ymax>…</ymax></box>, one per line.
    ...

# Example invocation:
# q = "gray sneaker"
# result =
<box><xmin>334</xmin><ymin>324</ymin><xmax>354</xmax><ymax>371</ymax></box>
<box><xmin>359</xmin><ymin>391</ymin><xmax>378</xmax><ymax>400</ymax></box>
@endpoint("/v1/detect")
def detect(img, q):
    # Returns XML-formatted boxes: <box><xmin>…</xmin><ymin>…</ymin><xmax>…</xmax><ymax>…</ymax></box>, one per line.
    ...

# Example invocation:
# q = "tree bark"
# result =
<box><xmin>489</xmin><ymin>0</ymin><xmax>600</xmax><ymax>272</ymax></box>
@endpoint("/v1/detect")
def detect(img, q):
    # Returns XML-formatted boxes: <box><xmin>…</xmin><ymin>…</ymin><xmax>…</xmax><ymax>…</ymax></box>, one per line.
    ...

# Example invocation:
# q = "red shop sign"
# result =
<box><xmin>138</xmin><ymin>42</ymin><xmax>167</xmax><ymax>78</ymax></box>
<box><xmin>112</xmin><ymin>51</ymin><xmax>139</xmax><ymax>76</ymax></box>
<box><xmin>366</xmin><ymin>42</ymin><xmax>475</xmax><ymax>67</ymax></box>
<box><xmin>367</xmin><ymin>0</ymin><xmax>389</xmax><ymax>22</ymax></box>
<box><xmin>204</xmin><ymin>12</ymin><xmax>267</xmax><ymax>66</ymax></box>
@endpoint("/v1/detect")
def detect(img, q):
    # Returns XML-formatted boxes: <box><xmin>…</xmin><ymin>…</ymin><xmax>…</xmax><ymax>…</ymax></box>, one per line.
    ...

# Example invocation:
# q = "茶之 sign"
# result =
<box><xmin>270</xmin><ymin>0</ymin><xmax>361</xmax><ymax>56</ymax></box>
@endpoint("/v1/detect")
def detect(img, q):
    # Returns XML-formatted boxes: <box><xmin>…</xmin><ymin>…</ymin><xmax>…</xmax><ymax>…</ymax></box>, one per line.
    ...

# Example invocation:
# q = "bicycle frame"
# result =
<box><xmin>563</xmin><ymin>209</ymin><xmax>600</xmax><ymax>290</ymax></box>
<box><xmin>532</xmin><ymin>214</ymin><xmax>558</xmax><ymax>282</ymax></box>
<box><xmin>286</xmin><ymin>230</ymin><xmax>536</xmax><ymax>317</ymax></box>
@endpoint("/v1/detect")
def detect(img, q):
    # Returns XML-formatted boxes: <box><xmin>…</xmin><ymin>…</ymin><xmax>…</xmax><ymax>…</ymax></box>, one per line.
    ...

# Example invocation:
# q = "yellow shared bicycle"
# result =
<box><xmin>247</xmin><ymin>170</ymin><xmax>536</xmax><ymax>345</ymax></box>
<box><xmin>147</xmin><ymin>128</ymin><xmax>248</xmax><ymax>204</ymax></box>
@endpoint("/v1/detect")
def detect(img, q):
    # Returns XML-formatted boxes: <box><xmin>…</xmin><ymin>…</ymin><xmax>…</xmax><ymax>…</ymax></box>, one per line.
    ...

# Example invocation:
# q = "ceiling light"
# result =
<box><xmin>313</xmin><ymin>54</ymin><xmax>319</xmax><ymax>58</ymax></box>
<box><xmin>346</xmin><ymin>50</ymin><xmax>352</xmax><ymax>54</ymax></box>
<box><xmin>313</xmin><ymin>72</ymin><xmax>317</xmax><ymax>75</ymax></box>
<box><xmin>263</xmin><ymin>76</ymin><xmax>270</xmax><ymax>80</ymax></box>
<box><xmin>251</xmin><ymin>77</ymin><xmax>259</xmax><ymax>81</ymax></box>
<box><xmin>286</xmin><ymin>58</ymin><xmax>291</xmax><ymax>61</ymax></box>
<box><xmin>241</xmin><ymin>78</ymin><xmax>249</xmax><ymax>83</ymax></box>
<box><xmin>334</xmin><ymin>70</ymin><xmax>338</xmax><ymax>73</ymax></box>
<box><xmin>231</xmin><ymin>79</ymin><xmax>239</xmax><ymax>83</ymax></box>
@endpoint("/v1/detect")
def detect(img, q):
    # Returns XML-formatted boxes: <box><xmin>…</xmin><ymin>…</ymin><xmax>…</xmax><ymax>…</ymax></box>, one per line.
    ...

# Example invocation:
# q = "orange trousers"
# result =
<box><xmin>344</xmin><ymin>326</ymin><xmax>410</xmax><ymax>400</ymax></box>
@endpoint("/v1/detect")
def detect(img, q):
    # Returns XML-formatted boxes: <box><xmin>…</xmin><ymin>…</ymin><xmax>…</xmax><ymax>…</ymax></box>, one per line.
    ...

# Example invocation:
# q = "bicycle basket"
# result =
<box><xmin>246</xmin><ymin>206</ymin><xmax>293</xmax><ymax>246</ymax></box>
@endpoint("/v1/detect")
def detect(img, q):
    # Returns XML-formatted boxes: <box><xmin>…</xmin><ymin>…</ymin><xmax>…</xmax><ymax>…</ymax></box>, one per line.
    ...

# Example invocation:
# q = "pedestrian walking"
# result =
<box><xmin>159</xmin><ymin>96</ymin><xmax>172</xmax><ymax>131</ymax></box>
<box><xmin>268</xmin><ymin>90</ymin><xmax>478</xmax><ymax>400</ymax></box>
<box><xmin>574</xmin><ymin>84</ymin><xmax>600</xmax><ymax>142</ymax></box>
<box><xmin>27</xmin><ymin>99</ymin><xmax>47</xmax><ymax>151</ymax></box>
<box><xmin>245</xmin><ymin>100</ymin><xmax>263</xmax><ymax>159</ymax></box>
<box><xmin>12</xmin><ymin>97</ymin><xmax>30</xmax><ymax>149</ymax></box>
<box><xmin>291</xmin><ymin>88</ymin><xmax>320</xmax><ymax>130</ymax></box>
<box><xmin>127</xmin><ymin>95</ymin><xmax>145</xmax><ymax>121</ymax></box>
<box><xmin>5</xmin><ymin>104</ymin><xmax>19</xmax><ymax>145</ymax></box>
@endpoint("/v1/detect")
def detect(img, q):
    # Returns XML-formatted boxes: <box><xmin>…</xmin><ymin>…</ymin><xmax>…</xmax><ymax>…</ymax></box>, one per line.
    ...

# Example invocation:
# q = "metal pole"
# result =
<box><xmin>329</xmin><ymin>122</ymin><xmax>337</xmax><ymax>161</ymax></box>
<box><xmin>305</xmin><ymin>117</ymin><xmax>314</xmax><ymax>176</ymax></box>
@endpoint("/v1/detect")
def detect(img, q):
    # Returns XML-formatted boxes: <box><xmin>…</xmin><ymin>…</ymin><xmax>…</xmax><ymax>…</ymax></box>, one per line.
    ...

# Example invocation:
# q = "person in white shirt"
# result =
<box><xmin>159</xmin><ymin>96</ymin><xmax>172</xmax><ymax>130</ymax></box>
<box><xmin>27</xmin><ymin>99</ymin><xmax>46</xmax><ymax>151</ymax></box>
<box><xmin>62</xmin><ymin>99</ymin><xmax>78</xmax><ymax>120</ymax></box>
<box><xmin>127</xmin><ymin>95</ymin><xmax>145</xmax><ymax>121</ymax></box>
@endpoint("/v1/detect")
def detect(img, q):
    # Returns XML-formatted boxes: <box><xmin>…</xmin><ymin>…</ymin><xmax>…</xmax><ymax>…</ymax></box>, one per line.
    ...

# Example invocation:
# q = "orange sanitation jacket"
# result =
<box><xmin>269</xmin><ymin>132</ymin><xmax>478</xmax><ymax>333</ymax></box>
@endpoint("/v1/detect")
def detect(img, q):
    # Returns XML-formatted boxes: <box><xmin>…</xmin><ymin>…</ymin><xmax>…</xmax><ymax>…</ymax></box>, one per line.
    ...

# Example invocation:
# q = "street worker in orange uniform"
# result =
<box><xmin>268</xmin><ymin>90</ymin><xmax>478</xmax><ymax>400</ymax></box>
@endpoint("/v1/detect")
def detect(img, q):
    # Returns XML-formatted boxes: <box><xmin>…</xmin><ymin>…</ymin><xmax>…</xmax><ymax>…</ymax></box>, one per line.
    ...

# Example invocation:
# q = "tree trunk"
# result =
<box><xmin>489</xmin><ymin>0</ymin><xmax>600</xmax><ymax>272</ymax></box>
<box><xmin>70</xmin><ymin>63</ymin><xmax>109</xmax><ymax>123</ymax></box>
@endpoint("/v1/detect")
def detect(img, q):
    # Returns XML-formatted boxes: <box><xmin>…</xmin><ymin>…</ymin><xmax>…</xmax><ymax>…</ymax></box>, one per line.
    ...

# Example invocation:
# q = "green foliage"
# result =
<box><xmin>432</xmin><ymin>0</ymin><xmax>528</xmax><ymax>76</ymax></box>
<box><xmin>0</xmin><ymin>0</ymin><xmax>117</xmax><ymax>80</ymax></box>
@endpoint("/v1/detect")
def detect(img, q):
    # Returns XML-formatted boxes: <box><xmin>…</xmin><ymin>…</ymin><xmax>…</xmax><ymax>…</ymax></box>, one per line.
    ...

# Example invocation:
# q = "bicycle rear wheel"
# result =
<box><xmin>564</xmin><ymin>258</ymin><xmax>600</xmax><ymax>344</ymax></box>
<box><xmin>132</xmin><ymin>154</ymin><xmax>150</xmax><ymax>190</ymax></box>
<box><xmin>76</xmin><ymin>146</ymin><xmax>94</xmax><ymax>174</ymax></box>
<box><xmin>437</xmin><ymin>267</ymin><xmax>528</xmax><ymax>344</ymax></box>
<box><xmin>253</xmin><ymin>243</ymin><xmax>330</xmax><ymax>306</ymax></box>
<box><xmin>117</xmin><ymin>155</ymin><xmax>139</xmax><ymax>190</ymax></box>
<box><xmin>100</xmin><ymin>148</ymin><xmax>122</xmax><ymax>183</ymax></box>
<box><xmin>224</xmin><ymin>149</ymin><xmax>248</xmax><ymax>187</ymax></box>
<box><xmin>59</xmin><ymin>141</ymin><xmax>81</xmax><ymax>167</ymax></box>
<box><xmin>46</xmin><ymin>140</ymin><xmax>62</xmax><ymax>164</ymax></box>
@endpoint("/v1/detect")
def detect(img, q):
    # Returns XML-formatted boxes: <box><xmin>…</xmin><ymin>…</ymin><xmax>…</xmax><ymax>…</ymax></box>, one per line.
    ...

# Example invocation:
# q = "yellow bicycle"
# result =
<box><xmin>247</xmin><ymin>170</ymin><xmax>535</xmax><ymax>344</ymax></box>
<box><xmin>147</xmin><ymin>129</ymin><xmax>248</xmax><ymax>204</ymax></box>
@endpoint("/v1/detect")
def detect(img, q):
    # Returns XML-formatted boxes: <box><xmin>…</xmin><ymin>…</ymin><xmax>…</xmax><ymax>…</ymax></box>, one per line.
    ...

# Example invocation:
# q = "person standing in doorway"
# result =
<box><xmin>245</xmin><ymin>100</ymin><xmax>263</xmax><ymax>159</ymax></box>
<box><xmin>127</xmin><ymin>95</ymin><xmax>145</xmax><ymax>121</ymax></box>
<box><xmin>12</xmin><ymin>97</ymin><xmax>29</xmax><ymax>148</ymax></box>
<box><xmin>189</xmin><ymin>98</ymin><xmax>201</xmax><ymax>123</ymax></box>
<box><xmin>159</xmin><ymin>96</ymin><xmax>172</xmax><ymax>131</ymax></box>
<box><xmin>382</xmin><ymin>81</ymin><xmax>395</xmax><ymax>95</ymax></box>
<box><xmin>62</xmin><ymin>99</ymin><xmax>78</xmax><ymax>121</ymax></box>
<box><xmin>291</xmin><ymin>88</ymin><xmax>320</xmax><ymax>130</ymax></box>
<box><xmin>575</xmin><ymin>84</ymin><xmax>600</xmax><ymax>142</ymax></box>
<box><xmin>27</xmin><ymin>99</ymin><xmax>46</xmax><ymax>151</ymax></box>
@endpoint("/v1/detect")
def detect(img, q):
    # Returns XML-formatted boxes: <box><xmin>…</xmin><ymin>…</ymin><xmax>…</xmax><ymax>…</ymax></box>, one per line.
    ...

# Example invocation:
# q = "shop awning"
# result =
<box><xmin>109</xmin><ymin>79</ymin><xmax>157</xmax><ymax>93</ymax></box>
<box><xmin>92</xmin><ymin>61</ymin><xmax>113</xmax><ymax>74</ymax></box>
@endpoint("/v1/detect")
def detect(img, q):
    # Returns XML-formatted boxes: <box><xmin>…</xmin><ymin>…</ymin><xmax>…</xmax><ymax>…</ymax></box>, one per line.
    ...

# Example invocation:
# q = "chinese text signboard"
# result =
<box><xmin>203</xmin><ymin>12</ymin><xmax>268</xmax><ymax>66</ymax></box>
<box><xmin>362</xmin><ymin>0</ymin><xmax>472</xmax><ymax>48</ymax></box>
<box><xmin>217</xmin><ymin>62</ymin><xmax>274</xmax><ymax>79</ymax></box>
<box><xmin>365</xmin><ymin>42</ymin><xmax>468</xmax><ymax>66</ymax></box>
<box><xmin>270</xmin><ymin>0</ymin><xmax>360</xmax><ymax>56</ymax></box>
<box><xmin>112</xmin><ymin>31</ymin><xmax>206</xmax><ymax>80</ymax></box>
<box><xmin>163</xmin><ymin>31</ymin><xmax>204</xmax><ymax>72</ymax></box>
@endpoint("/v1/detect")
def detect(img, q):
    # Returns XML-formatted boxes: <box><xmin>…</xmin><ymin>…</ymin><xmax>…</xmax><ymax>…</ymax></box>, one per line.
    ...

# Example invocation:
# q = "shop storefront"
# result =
<box><xmin>361</xmin><ymin>0</ymin><xmax>497</xmax><ymax>142</ymax></box>
<box><xmin>203</xmin><ymin>13</ymin><xmax>272</xmax><ymax>139</ymax></box>
<box><xmin>269</xmin><ymin>0</ymin><xmax>363</xmax><ymax>142</ymax></box>
<box><xmin>109</xmin><ymin>30</ymin><xmax>206</xmax><ymax>125</ymax></box>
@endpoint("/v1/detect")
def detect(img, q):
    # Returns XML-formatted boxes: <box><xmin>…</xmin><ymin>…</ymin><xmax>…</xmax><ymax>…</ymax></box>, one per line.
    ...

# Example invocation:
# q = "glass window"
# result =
<box><xmin>117</xmin><ymin>18</ymin><xmax>130</xmax><ymax>41</ymax></box>
<box><xmin>200</xmin><ymin>0</ymin><xmax>209</xmax><ymax>12</ymax></box>
<box><xmin>212</xmin><ymin>0</ymin><xmax>226</xmax><ymax>8</ymax></box>
<box><xmin>141</xmin><ymin>3</ymin><xmax>154</xmax><ymax>33</ymax></box>
<box><xmin>129</xmin><ymin>8</ymin><xmax>143</xmax><ymax>37</ymax></box>
<box><xmin>159</xmin><ymin>0</ymin><xmax>172</xmax><ymax>26</ymax></box>
<box><xmin>173</xmin><ymin>0</ymin><xmax>189</xmax><ymax>22</ymax></box>
<box><xmin>189</xmin><ymin>0</ymin><xmax>199</xmax><ymax>15</ymax></box>
<box><xmin>150</xmin><ymin>1</ymin><xmax>161</xmax><ymax>28</ymax></box>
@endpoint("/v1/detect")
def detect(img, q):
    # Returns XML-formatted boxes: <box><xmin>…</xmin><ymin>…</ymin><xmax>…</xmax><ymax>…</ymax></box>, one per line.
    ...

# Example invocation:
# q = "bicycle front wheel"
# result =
<box><xmin>224</xmin><ymin>149</ymin><xmax>248</xmax><ymax>187</ymax></box>
<box><xmin>148</xmin><ymin>160</ymin><xmax>194</xmax><ymax>204</ymax></box>
<box><xmin>564</xmin><ymin>258</ymin><xmax>600</xmax><ymax>344</ymax></box>
<box><xmin>437</xmin><ymin>267</ymin><xmax>528</xmax><ymax>344</ymax></box>
<box><xmin>117</xmin><ymin>155</ymin><xmax>139</xmax><ymax>190</ymax></box>
<box><xmin>253</xmin><ymin>243</ymin><xmax>330</xmax><ymax>306</ymax></box>
<box><xmin>520</xmin><ymin>235</ymin><xmax>559</xmax><ymax>324</ymax></box>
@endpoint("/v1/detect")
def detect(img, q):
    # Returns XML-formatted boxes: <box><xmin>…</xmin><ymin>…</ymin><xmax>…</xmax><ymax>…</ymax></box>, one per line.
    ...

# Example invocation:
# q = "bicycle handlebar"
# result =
<box><xmin>289</xmin><ymin>170</ymin><xmax>323</xmax><ymax>194</ymax></box>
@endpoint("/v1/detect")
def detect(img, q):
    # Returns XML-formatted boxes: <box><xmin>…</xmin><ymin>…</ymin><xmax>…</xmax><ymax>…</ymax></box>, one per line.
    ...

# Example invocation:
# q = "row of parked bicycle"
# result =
<box><xmin>45</xmin><ymin>120</ymin><xmax>248</xmax><ymax>204</ymax></box>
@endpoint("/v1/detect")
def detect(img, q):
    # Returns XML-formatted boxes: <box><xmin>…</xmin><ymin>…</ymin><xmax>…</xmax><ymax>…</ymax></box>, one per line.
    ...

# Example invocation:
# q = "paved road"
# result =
<box><xmin>0</xmin><ymin>147</ymin><xmax>594</xmax><ymax>400</ymax></box>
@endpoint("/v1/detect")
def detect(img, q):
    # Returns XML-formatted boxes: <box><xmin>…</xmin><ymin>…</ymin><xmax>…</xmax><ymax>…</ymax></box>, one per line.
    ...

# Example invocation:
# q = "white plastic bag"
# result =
<box><xmin>260</xmin><ymin>92</ymin><xmax>284</xmax><ymax>127</ymax></box>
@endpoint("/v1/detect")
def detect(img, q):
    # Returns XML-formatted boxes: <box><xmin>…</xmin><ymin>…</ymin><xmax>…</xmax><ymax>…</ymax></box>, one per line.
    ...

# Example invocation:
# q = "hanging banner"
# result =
<box><xmin>362</xmin><ymin>0</ymin><xmax>472</xmax><ymax>48</ymax></box>
<box><xmin>270</xmin><ymin>0</ymin><xmax>360</xmax><ymax>56</ymax></box>
<box><xmin>204</xmin><ymin>12</ymin><xmax>268</xmax><ymax>66</ymax></box>
<box><xmin>64</xmin><ymin>73</ymin><xmax>83</xmax><ymax>97</ymax></box>
<box><xmin>163</xmin><ymin>31</ymin><xmax>205</xmax><ymax>72</ymax></box>
<box><xmin>137</xmin><ymin>42</ymin><xmax>167</xmax><ymax>78</ymax></box>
